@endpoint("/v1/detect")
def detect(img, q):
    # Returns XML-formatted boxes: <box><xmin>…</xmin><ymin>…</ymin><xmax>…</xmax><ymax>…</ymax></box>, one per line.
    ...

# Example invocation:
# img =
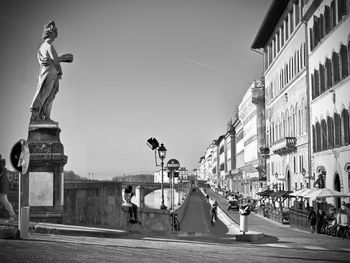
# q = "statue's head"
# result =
<box><xmin>42</xmin><ymin>20</ymin><xmax>58</xmax><ymax>40</ymax></box>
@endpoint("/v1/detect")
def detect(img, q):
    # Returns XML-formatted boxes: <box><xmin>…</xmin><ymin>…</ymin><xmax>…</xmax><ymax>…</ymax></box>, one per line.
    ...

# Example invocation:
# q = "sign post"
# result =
<box><xmin>10</xmin><ymin>139</ymin><xmax>30</xmax><ymax>239</ymax></box>
<box><xmin>166</xmin><ymin>159</ymin><xmax>180</xmax><ymax>231</ymax></box>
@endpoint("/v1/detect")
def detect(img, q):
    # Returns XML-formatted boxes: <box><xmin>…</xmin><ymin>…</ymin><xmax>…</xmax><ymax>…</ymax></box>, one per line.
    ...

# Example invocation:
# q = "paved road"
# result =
<box><xmin>179</xmin><ymin>189</ymin><xmax>228</xmax><ymax>236</ymax></box>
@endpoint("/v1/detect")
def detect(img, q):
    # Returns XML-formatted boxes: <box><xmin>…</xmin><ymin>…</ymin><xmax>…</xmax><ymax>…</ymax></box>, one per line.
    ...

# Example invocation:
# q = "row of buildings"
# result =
<box><xmin>197</xmin><ymin>0</ymin><xmax>350</xmax><ymax>208</ymax></box>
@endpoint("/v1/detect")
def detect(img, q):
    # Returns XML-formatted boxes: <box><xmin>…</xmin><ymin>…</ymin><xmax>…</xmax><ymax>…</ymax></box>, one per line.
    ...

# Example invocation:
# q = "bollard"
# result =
<box><xmin>240</xmin><ymin>214</ymin><xmax>248</xmax><ymax>234</ymax></box>
<box><xmin>20</xmin><ymin>206</ymin><xmax>30</xmax><ymax>239</ymax></box>
<box><xmin>239</xmin><ymin>204</ymin><xmax>251</xmax><ymax>234</ymax></box>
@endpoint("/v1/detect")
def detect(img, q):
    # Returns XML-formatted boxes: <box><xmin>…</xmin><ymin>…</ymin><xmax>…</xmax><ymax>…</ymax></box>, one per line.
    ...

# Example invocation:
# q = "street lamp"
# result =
<box><xmin>158</xmin><ymin>143</ymin><xmax>167</xmax><ymax>209</ymax></box>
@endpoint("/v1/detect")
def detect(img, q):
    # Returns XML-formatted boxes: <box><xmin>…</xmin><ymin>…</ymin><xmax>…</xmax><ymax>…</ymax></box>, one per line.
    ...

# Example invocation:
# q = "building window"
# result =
<box><xmin>327</xmin><ymin>116</ymin><xmax>335</xmax><ymax>149</ymax></box>
<box><xmin>321</xmin><ymin>119</ymin><xmax>328</xmax><ymax>151</ymax></box>
<box><xmin>309</xmin><ymin>28</ymin><xmax>314</xmax><ymax>51</ymax></box>
<box><xmin>293</xmin><ymin>156</ymin><xmax>296</xmax><ymax>173</ymax></box>
<box><xmin>338</xmin><ymin>0</ymin><xmax>348</xmax><ymax>22</ymax></box>
<box><xmin>320</xmin><ymin>14</ymin><xmax>325</xmax><ymax>40</ymax></box>
<box><xmin>325</xmin><ymin>58</ymin><xmax>333</xmax><ymax>89</ymax></box>
<box><xmin>332</xmin><ymin>51</ymin><xmax>340</xmax><ymax>85</ymax></box>
<box><xmin>316</xmin><ymin>122</ymin><xmax>321</xmax><ymax>152</ymax></box>
<box><xmin>296</xmin><ymin>0</ymin><xmax>300</xmax><ymax>25</ymax></box>
<box><xmin>298</xmin><ymin>109</ymin><xmax>302</xmax><ymax>135</ymax></box>
<box><xmin>219</xmin><ymin>145</ymin><xmax>224</xmax><ymax>154</ymax></box>
<box><xmin>340</xmin><ymin>44</ymin><xmax>349</xmax><ymax>79</ymax></box>
<box><xmin>331</xmin><ymin>0</ymin><xmax>337</xmax><ymax>29</ymax></box>
<box><xmin>314</xmin><ymin>69</ymin><xmax>320</xmax><ymax>98</ymax></box>
<box><xmin>319</xmin><ymin>64</ymin><xmax>326</xmax><ymax>94</ymax></box>
<box><xmin>325</xmin><ymin>6</ymin><xmax>331</xmax><ymax>34</ymax></box>
<box><xmin>313</xmin><ymin>16</ymin><xmax>320</xmax><ymax>46</ymax></box>
<box><xmin>342</xmin><ymin>109</ymin><xmax>350</xmax><ymax>145</ymax></box>
<box><xmin>311</xmin><ymin>74</ymin><xmax>315</xmax><ymax>99</ymax></box>
<box><xmin>304</xmin><ymin>103</ymin><xmax>307</xmax><ymax>133</ymax></box>
<box><xmin>334</xmin><ymin>113</ymin><xmax>342</xmax><ymax>147</ymax></box>
<box><xmin>293</xmin><ymin>111</ymin><xmax>297</xmax><ymax>137</ymax></box>
<box><xmin>312</xmin><ymin>125</ymin><xmax>316</xmax><ymax>153</ymax></box>
<box><xmin>290</xmin><ymin>10</ymin><xmax>294</xmax><ymax>34</ymax></box>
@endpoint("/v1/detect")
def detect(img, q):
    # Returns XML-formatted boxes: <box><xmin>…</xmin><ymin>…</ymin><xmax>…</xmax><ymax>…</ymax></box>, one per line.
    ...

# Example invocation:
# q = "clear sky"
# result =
<box><xmin>0</xmin><ymin>0</ymin><xmax>270</xmax><ymax>180</ymax></box>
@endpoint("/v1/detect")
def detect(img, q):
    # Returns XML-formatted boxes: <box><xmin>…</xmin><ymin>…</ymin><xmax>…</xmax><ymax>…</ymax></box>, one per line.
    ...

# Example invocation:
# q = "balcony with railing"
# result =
<box><xmin>270</xmin><ymin>137</ymin><xmax>297</xmax><ymax>156</ymax></box>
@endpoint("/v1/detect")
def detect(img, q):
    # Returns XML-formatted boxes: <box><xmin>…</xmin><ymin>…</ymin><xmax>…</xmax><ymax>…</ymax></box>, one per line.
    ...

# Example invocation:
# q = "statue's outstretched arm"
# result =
<box><xmin>59</xmin><ymin>53</ymin><xmax>73</xmax><ymax>63</ymax></box>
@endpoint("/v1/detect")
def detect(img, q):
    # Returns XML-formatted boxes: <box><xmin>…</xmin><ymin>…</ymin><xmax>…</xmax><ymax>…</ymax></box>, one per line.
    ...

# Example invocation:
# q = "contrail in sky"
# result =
<box><xmin>186</xmin><ymin>59</ymin><xmax>237</xmax><ymax>77</ymax></box>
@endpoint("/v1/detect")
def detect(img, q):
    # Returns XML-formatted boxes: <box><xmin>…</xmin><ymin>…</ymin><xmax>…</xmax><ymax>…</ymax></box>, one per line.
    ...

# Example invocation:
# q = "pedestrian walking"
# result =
<box><xmin>210</xmin><ymin>200</ymin><xmax>218</xmax><ymax>226</ymax></box>
<box><xmin>307</xmin><ymin>207</ymin><xmax>317</xmax><ymax>233</ymax></box>
<box><xmin>336</xmin><ymin>201</ymin><xmax>349</xmax><ymax>227</ymax></box>
<box><xmin>0</xmin><ymin>155</ymin><xmax>17</xmax><ymax>223</ymax></box>
<box><xmin>205</xmin><ymin>194</ymin><xmax>209</xmax><ymax>203</ymax></box>
<box><xmin>316</xmin><ymin>209</ymin><xmax>325</xmax><ymax>233</ymax></box>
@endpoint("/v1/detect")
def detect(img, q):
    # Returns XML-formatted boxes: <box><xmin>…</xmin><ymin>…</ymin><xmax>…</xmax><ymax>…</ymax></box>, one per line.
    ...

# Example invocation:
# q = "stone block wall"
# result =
<box><xmin>64</xmin><ymin>181</ymin><xmax>173</xmax><ymax>231</ymax></box>
<box><xmin>64</xmin><ymin>181</ymin><xmax>124</xmax><ymax>228</ymax></box>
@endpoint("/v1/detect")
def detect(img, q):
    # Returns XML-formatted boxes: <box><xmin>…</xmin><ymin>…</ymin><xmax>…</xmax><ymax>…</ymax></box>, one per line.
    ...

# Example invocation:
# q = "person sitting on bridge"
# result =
<box><xmin>123</xmin><ymin>185</ymin><xmax>139</xmax><ymax>224</ymax></box>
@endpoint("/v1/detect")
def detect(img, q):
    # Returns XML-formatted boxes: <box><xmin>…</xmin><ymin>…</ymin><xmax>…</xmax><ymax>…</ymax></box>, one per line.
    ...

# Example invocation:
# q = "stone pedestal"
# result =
<box><xmin>22</xmin><ymin>122</ymin><xmax>67</xmax><ymax>223</ymax></box>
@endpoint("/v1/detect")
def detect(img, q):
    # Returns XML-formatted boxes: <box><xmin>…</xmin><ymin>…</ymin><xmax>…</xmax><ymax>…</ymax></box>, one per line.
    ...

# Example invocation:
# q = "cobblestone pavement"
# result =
<box><xmin>1</xmin><ymin>232</ymin><xmax>350</xmax><ymax>263</ymax></box>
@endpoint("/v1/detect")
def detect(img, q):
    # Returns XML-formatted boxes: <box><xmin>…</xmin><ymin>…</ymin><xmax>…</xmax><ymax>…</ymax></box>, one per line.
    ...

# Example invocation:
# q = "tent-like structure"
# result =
<box><xmin>305</xmin><ymin>188</ymin><xmax>350</xmax><ymax>199</ymax></box>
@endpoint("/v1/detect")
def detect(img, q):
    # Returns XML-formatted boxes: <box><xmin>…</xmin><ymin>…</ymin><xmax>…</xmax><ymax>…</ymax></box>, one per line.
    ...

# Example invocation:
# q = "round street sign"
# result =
<box><xmin>166</xmin><ymin>159</ymin><xmax>180</xmax><ymax>171</ymax></box>
<box><xmin>10</xmin><ymin>139</ymin><xmax>30</xmax><ymax>174</ymax></box>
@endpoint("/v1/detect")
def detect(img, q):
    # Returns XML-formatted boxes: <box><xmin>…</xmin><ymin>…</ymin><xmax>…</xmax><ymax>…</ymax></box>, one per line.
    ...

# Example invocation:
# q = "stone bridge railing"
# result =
<box><xmin>63</xmin><ymin>180</ymin><xmax>192</xmax><ymax>232</ymax></box>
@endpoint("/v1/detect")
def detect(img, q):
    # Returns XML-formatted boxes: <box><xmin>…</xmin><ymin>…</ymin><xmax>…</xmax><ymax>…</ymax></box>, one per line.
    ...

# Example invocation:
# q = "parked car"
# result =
<box><xmin>227</xmin><ymin>199</ymin><xmax>239</xmax><ymax>211</ymax></box>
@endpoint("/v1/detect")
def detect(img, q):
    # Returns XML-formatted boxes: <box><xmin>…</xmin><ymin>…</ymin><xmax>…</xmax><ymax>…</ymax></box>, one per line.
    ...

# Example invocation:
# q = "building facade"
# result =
<box><xmin>224</xmin><ymin>121</ymin><xmax>236</xmax><ymax>191</ymax></box>
<box><xmin>252</xmin><ymin>0</ymin><xmax>309</xmax><ymax>194</ymax></box>
<box><xmin>232</xmin><ymin>117</ymin><xmax>244</xmax><ymax>194</ymax></box>
<box><xmin>239</xmin><ymin>81</ymin><xmax>261</xmax><ymax>199</ymax></box>
<box><xmin>305</xmin><ymin>0</ymin><xmax>350</xmax><ymax>208</ymax></box>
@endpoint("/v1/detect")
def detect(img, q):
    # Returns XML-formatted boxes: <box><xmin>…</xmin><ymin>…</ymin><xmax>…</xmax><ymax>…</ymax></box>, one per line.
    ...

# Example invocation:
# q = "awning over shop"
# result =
<box><xmin>256</xmin><ymin>189</ymin><xmax>274</xmax><ymax>196</ymax></box>
<box><xmin>289</xmin><ymin>188</ymin><xmax>309</xmax><ymax>197</ymax></box>
<box><xmin>298</xmin><ymin>188</ymin><xmax>319</xmax><ymax>198</ymax></box>
<box><xmin>269</xmin><ymin>190</ymin><xmax>292</xmax><ymax>199</ymax></box>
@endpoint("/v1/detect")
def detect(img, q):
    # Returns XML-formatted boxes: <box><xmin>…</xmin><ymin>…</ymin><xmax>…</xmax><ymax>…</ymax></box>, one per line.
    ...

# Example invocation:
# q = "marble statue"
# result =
<box><xmin>30</xmin><ymin>21</ymin><xmax>73</xmax><ymax>123</ymax></box>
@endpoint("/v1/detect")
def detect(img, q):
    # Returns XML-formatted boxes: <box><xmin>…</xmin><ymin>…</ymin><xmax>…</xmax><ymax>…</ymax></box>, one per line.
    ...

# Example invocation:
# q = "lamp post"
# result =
<box><xmin>158</xmin><ymin>143</ymin><xmax>167</xmax><ymax>209</ymax></box>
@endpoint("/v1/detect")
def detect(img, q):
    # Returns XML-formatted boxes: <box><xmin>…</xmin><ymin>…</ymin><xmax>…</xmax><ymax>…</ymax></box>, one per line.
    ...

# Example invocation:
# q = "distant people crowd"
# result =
<box><xmin>307</xmin><ymin>201</ymin><xmax>349</xmax><ymax>234</ymax></box>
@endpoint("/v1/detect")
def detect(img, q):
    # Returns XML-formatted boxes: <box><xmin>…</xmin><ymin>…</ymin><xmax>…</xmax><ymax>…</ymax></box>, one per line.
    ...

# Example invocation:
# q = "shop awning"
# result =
<box><xmin>256</xmin><ymin>189</ymin><xmax>274</xmax><ymax>196</ymax></box>
<box><xmin>270</xmin><ymin>190</ymin><xmax>292</xmax><ymax>198</ymax></box>
<box><xmin>298</xmin><ymin>188</ymin><xmax>319</xmax><ymax>198</ymax></box>
<box><xmin>289</xmin><ymin>188</ymin><xmax>309</xmax><ymax>197</ymax></box>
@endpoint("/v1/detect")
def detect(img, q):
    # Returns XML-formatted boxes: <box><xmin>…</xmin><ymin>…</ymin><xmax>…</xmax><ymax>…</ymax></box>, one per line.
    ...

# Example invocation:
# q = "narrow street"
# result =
<box><xmin>179</xmin><ymin>189</ymin><xmax>228</xmax><ymax>236</ymax></box>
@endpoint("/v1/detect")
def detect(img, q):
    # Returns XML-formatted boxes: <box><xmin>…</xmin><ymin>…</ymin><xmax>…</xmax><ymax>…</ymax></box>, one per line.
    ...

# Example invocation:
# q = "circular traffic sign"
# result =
<box><xmin>166</xmin><ymin>159</ymin><xmax>180</xmax><ymax>171</ymax></box>
<box><xmin>10</xmin><ymin>139</ymin><xmax>30</xmax><ymax>174</ymax></box>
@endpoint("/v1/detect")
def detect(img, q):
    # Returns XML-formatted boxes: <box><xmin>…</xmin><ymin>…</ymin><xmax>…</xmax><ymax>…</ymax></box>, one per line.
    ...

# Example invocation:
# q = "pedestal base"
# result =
<box><xmin>22</xmin><ymin>122</ymin><xmax>67</xmax><ymax>223</ymax></box>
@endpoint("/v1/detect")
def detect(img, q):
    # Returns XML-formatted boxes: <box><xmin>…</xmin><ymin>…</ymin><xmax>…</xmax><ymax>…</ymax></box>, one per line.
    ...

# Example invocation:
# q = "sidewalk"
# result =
<box><xmin>204</xmin><ymin>188</ymin><xmax>317</xmax><ymax>238</ymax></box>
<box><xmin>0</xmin><ymin>220</ymin><xmax>129</xmax><ymax>239</ymax></box>
<box><xmin>200</xmin><ymin>188</ymin><xmax>264</xmax><ymax>241</ymax></box>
